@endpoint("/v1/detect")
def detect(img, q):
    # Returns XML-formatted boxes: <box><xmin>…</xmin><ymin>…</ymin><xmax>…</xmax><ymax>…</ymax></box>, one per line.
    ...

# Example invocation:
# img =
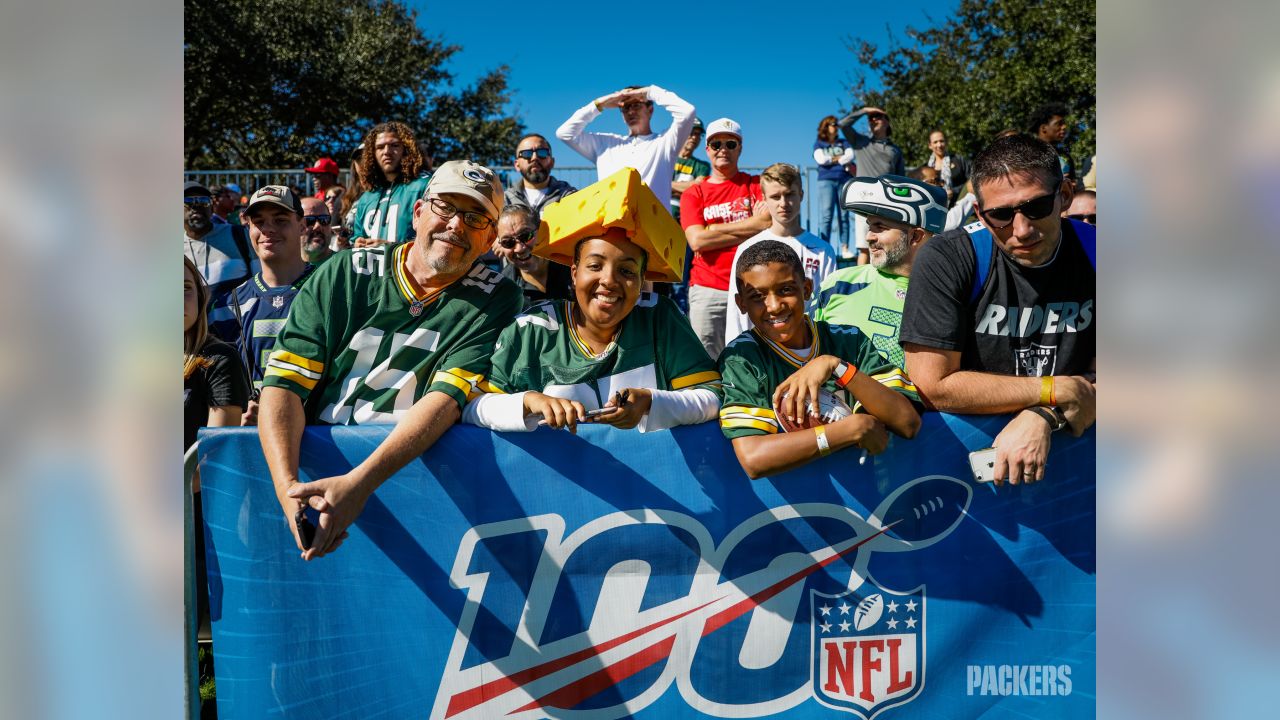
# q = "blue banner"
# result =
<box><xmin>198</xmin><ymin>415</ymin><xmax>1094</xmax><ymax>719</ymax></box>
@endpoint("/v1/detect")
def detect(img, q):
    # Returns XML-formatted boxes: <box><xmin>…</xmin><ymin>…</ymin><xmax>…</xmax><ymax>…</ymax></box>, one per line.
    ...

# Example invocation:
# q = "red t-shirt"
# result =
<box><xmin>681</xmin><ymin>172</ymin><xmax>762</xmax><ymax>291</ymax></box>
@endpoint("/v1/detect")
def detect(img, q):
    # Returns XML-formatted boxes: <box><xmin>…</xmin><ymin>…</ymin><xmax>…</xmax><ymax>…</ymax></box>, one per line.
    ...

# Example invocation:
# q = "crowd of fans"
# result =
<box><xmin>184</xmin><ymin>87</ymin><xmax>1096</xmax><ymax>709</ymax></box>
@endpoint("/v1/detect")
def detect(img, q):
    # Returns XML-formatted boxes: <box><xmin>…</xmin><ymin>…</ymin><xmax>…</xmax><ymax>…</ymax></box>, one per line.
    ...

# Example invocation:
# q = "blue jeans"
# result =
<box><xmin>816</xmin><ymin>178</ymin><xmax>851</xmax><ymax>255</ymax></box>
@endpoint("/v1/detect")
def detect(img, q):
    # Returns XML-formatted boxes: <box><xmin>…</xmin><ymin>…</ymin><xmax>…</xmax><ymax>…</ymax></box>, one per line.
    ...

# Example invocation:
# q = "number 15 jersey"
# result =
<box><xmin>262</xmin><ymin>243</ymin><xmax>522</xmax><ymax>424</ymax></box>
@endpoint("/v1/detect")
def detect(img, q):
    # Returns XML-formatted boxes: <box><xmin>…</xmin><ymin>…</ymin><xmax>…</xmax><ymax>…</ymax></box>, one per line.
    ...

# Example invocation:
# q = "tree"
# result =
<box><xmin>846</xmin><ymin>0</ymin><xmax>1095</xmax><ymax>168</ymax></box>
<box><xmin>184</xmin><ymin>0</ymin><xmax>523</xmax><ymax>169</ymax></box>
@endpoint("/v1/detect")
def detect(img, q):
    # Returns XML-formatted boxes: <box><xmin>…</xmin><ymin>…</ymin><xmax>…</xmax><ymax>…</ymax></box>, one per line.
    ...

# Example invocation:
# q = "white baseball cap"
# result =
<box><xmin>704</xmin><ymin>118</ymin><xmax>742</xmax><ymax>141</ymax></box>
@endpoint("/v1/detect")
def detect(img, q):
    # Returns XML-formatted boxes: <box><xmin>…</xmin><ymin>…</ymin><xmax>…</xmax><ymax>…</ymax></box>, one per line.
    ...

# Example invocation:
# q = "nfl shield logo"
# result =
<box><xmin>811</xmin><ymin>581</ymin><xmax>925</xmax><ymax>718</ymax></box>
<box><xmin>271</xmin><ymin>295</ymin><xmax>284</xmax><ymax>309</ymax></box>
<box><xmin>1013</xmin><ymin>342</ymin><xmax>1058</xmax><ymax>376</ymax></box>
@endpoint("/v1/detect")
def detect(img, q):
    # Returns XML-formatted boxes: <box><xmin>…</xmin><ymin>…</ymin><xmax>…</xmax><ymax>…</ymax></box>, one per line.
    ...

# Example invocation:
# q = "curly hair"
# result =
<box><xmin>358</xmin><ymin>121</ymin><xmax>426</xmax><ymax>189</ymax></box>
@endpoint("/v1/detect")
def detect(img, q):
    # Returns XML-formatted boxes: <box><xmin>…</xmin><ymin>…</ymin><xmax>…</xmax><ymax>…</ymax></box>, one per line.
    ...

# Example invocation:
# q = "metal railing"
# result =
<box><xmin>184</xmin><ymin>166</ymin><xmax>832</xmax><ymax>233</ymax></box>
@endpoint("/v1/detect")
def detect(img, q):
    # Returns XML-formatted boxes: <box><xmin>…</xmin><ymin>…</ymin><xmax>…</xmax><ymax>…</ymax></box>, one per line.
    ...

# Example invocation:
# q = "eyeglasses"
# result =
<box><xmin>428</xmin><ymin>197</ymin><xmax>494</xmax><ymax>230</ymax></box>
<box><xmin>708</xmin><ymin>139</ymin><xmax>739</xmax><ymax>151</ymax></box>
<box><xmin>497</xmin><ymin>229</ymin><xmax>536</xmax><ymax>249</ymax></box>
<box><xmin>304</xmin><ymin>214</ymin><xmax>332</xmax><ymax>227</ymax></box>
<box><xmin>1066</xmin><ymin>213</ymin><xmax>1096</xmax><ymax>224</ymax></box>
<box><xmin>978</xmin><ymin>182</ymin><xmax>1062</xmax><ymax>229</ymax></box>
<box><xmin>516</xmin><ymin>148</ymin><xmax>551</xmax><ymax>161</ymax></box>
<box><xmin>184</xmin><ymin>196</ymin><xmax>212</xmax><ymax>207</ymax></box>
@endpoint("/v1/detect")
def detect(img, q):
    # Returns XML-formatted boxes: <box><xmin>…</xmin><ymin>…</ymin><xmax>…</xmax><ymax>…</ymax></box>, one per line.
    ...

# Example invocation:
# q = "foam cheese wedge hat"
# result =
<box><xmin>535</xmin><ymin>167</ymin><xmax>687</xmax><ymax>282</ymax></box>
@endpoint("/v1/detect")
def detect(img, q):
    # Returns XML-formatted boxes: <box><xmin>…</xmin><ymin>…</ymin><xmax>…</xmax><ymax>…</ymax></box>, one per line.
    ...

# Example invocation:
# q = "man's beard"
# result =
<box><xmin>871</xmin><ymin>237</ymin><xmax>910</xmax><ymax>271</ymax></box>
<box><xmin>186</xmin><ymin>214</ymin><xmax>211</xmax><ymax>234</ymax></box>
<box><xmin>520</xmin><ymin>164</ymin><xmax>549</xmax><ymax>185</ymax></box>
<box><xmin>303</xmin><ymin>231</ymin><xmax>330</xmax><ymax>258</ymax></box>
<box><xmin>427</xmin><ymin>231</ymin><xmax>472</xmax><ymax>273</ymax></box>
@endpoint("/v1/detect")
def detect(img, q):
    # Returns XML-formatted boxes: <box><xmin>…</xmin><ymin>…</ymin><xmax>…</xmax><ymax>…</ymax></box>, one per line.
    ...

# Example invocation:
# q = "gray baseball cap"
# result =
<box><xmin>245</xmin><ymin>185</ymin><xmax>303</xmax><ymax>217</ymax></box>
<box><xmin>424</xmin><ymin>160</ymin><xmax>504</xmax><ymax>219</ymax></box>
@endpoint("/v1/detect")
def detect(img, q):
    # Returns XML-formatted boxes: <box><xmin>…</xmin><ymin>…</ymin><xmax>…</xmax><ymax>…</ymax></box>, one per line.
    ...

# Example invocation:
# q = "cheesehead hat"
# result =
<box><xmin>534</xmin><ymin>167</ymin><xmax>687</xmax><ymax>282</ymax></box>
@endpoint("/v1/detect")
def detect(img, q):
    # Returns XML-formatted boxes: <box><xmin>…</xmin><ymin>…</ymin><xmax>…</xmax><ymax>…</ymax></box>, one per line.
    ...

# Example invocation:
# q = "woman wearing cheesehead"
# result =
<box><xmin>718</xmin><ymin>240</ymin><xmax>920</xmax><ymax>478</ymax></box>
<box><xmin>463</xmin><ymin>168</ymin><xmax>721</xmax><ymax>433</ymax></box>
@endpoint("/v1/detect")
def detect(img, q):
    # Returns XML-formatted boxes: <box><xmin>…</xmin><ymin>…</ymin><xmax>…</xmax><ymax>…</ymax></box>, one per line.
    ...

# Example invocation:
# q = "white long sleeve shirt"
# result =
<box><xmin>556</xmin><ymin>85</ymin><xmax>695</xmax><ymax>205</ymax></box>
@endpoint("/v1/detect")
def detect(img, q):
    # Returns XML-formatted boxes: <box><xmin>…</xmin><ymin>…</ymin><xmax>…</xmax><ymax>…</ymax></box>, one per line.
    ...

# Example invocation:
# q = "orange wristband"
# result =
<box><xmin>833</xmin><ymin>360</ymin><xmax>858</xmax><ymax>389</ymax></box>
<box><xmin>1039</xmin><ymin>376</ymin><xmax>1056</xmax><ymax>406</ymax></box>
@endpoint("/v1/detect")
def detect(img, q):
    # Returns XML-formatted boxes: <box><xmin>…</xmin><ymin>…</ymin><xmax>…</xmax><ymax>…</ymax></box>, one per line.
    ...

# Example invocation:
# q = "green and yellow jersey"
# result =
<box><xmin>717</xmin><ymin>318</ymin><xmax>918</xmax><ymax>439</ymax></box>
<box><xmin>263</xmin><ymin>243</ymin><xmax>521</xmax><ymax>424</ymax></box>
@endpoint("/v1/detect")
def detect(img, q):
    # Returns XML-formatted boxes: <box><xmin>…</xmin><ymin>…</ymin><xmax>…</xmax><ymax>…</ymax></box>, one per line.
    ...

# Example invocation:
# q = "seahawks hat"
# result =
<box><xmin>840</xmin><ymin>175</ymin><xmax>948</xmax><ymax>234</ymax></box>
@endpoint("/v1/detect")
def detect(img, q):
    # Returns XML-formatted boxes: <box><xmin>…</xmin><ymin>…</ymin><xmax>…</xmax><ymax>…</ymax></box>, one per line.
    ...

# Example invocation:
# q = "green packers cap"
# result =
<box><xmin>425</xmin><ymin>160</ymin><xmax>504</xmax><ymax>219</ymax></box>
<box><xmin>840</xmin><ymin>174</ymin><xmax>948</xmax><ymax>234</ymax></box>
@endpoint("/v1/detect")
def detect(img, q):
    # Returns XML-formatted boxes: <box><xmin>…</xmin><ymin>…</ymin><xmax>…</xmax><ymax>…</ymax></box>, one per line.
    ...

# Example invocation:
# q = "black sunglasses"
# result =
<box><xmin>304</xmin><ymin>214</ymin><xmax>332</xmax><ymax>227</ymax></box>
<box><xmin>978</xmin><ymin>181</ymin><xmax>1062</xmax><ymax>229</ymax></box>
<box><xmin>708</xmin><ymin>139</ymin><xmax>739</xmax><ymax>151</ymax></box>
<box><xmin>516</xmin><ymin>148</ymin><xmax>551</xmax><ymax>160</ymax></box>
<box><xmin>497</xmin><ymin>229</ymin><xmax>536</xmax><ymax>249</ymax></box>
<box><xmin>1066</xmin><ymin>213</ymin><xmax>1095</xmax><ymax>225</ymax></box>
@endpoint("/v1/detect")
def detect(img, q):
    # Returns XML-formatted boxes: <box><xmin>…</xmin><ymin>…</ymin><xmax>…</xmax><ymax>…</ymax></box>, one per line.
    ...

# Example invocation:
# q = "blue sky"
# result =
<box><xmin>407</xmin><ymin>0</ymin><xmax>957</xmax><ymax>171</ymax></box>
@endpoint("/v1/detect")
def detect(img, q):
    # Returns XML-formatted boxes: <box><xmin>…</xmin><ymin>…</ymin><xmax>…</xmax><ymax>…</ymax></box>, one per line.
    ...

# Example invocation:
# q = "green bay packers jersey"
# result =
<box><xmin>263</xmin><ymin>243</ymin><xmax>521</xmax><ymax>424</ymax></box>
<box><xmin>351</xmin><ymin>175</ymin><xmax>431</xmax><ymax>242</ymax></box>
<box><xmin>485</xmin><ymin>293</ymin><xmax>721</xmax><ymax>408</ymax></box>
<box><xmin>717</xmin><ymin>318</ymin><xmax>918</xmax><ymax>439</ymax></box>
<box><xmin>812</xmin><ymin>264</ymin><xmax>910</xmax><ymax>369</ymax></box>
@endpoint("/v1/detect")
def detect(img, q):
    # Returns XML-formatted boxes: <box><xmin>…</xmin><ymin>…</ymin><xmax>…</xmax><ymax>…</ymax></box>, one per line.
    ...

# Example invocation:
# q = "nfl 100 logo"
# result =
<box><xmin>812</xmin><ymin>582</ymin><xmax>924</xmax><ymax>718</ymax></box>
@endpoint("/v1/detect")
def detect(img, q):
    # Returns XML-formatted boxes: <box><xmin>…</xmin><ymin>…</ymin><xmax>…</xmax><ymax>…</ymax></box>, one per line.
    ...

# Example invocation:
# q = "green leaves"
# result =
<box><xmin>185</xmin><ymin>0</ymin><xmax>522</xmax><ymax>169</ymax></box>
<box><xmin>847</xmin><ymin>0</ymin><xmax>1095</xmax><ymax>168</ymax></box>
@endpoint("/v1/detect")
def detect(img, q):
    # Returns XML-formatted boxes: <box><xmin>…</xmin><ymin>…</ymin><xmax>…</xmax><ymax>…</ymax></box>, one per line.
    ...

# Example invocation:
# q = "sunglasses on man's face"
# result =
<box><xmin>708</xmin><ymin>139</ymin><xmax>739</xmax><ymax>151</ymax></box>
<box><xmin>978</xmin><ymin>182</ymin><xmax>1062</xmax><ymax>229</ymax></box>
<box><xmin>1066</xmin><ymin>213</ymin><xmax>1096</xmax><ymax>225</ymax></box>
<box><xmin>184</xmin><ymin>196</ymin><xmax>212</xmax><ymax>207</ymax></box>
<box><xmin>304</xmin><ymin>214</ymin><xmax>332</xmax><ymax>227</ymax></box>
<box><xmin>516</xmin><ymin>148</ymin><xmax>551</xmax><ymax>161</ymax></box>
<box><xmin>497</xmin><ymin>229</ymin><xmax>536</xmax><ymax>249</ymax></box>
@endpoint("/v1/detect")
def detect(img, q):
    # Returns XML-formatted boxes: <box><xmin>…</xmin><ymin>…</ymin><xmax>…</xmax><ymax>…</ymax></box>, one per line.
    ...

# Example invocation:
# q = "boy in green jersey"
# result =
<box><xmin>463</xmin><ymin>172</ymin><xmax>721</xmax><ymax>433</ymax></box>
<box><xmin>259</xmin><ymin>161</ymin><xmax>521</xmax><ymax>560</ymax></box>
<box><xmin>718</xmin><ymin>240</ymin><xmax>921</xmax><ymax>479</ymax></box>
<box><xmin>813</xmin><ymin>175</ymin><xmax>947</xmax><ymax>369</ymax></box>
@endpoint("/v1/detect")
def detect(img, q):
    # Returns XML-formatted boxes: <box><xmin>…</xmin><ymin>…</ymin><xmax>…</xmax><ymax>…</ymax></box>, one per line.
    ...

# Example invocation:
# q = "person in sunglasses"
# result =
<box><xmin>681</xmin><ymin>118</ymin><xmax>770</xmax><ymax>359</ymax></box>
<box><xmin>1062</xmin><ymin>188</ymin><xmax>1096</xmax><ymax>225</ymax></box>
<box><xmin>210</xmin><ymin>186</ymin><xmax>318</xmax><ymax>424</ymax></box>
<box><xmin>259</xmin><ymin>161</ymin><xmax>522</xmax><ymax>560</ymax></box>
<box><xmin>556</xmin><ymin>84</ymin><xmax>696</xmax><ymax>207</ymax></box>
<box><xmin>300</xmin><ymin>196</ymin><xmax>337</xmax><ymax>265</ymax></box>
<box><xmin>183</xmin><ymin>180</ymin><xmax>258</xmax><ymax>330</ymax></box>
<box><xmin>492</xmin><ymin>204</ymin><xmax>572</xmax><ymax>308</ymax></box>
<box><xmin>900</xmin><ymin>134</ymin><xmax>1096</xmax><ymax>486</ymax></box>
<box><xmin>504</xmin><ymin>133</ymin><xmax>578</xmax><ymax>216</ymax></box>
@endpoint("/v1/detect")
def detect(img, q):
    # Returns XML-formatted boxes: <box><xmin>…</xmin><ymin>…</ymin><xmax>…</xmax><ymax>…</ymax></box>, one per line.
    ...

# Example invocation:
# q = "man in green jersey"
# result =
<box><xmin>259</xmin><ymin>160</ymin><xmax>522</xmax><ymax>561</ymax></box>
<box><xmin>351</xmin><ymin>121</ymin><xmax>432</xmax><ymax>246</ymax></box>
<box><xmin>718</xmin><ymin>240</ymin><xmax>921</xmax><ymax>479</ymax></box>
<box><xmin>812</xmin><ymin>175</ymin><xmax>947</xmax><ymax>369</ymax></box>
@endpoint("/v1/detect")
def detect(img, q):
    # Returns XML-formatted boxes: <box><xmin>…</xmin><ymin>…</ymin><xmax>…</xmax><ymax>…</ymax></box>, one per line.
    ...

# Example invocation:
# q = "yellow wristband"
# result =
<box><xmin>593</xmin><ymin>100</ymin><xmax>603</xmax><ymax>112</ymax></box>
<box><xmin>814</xmin><ymin>425</ymin><xmax>832</xmax><ymax>456</ymax></box>
<box><xmin>1039</xmin><ymin>376</ymin><xmax>1055</xmax><ymax>406</ymax></box>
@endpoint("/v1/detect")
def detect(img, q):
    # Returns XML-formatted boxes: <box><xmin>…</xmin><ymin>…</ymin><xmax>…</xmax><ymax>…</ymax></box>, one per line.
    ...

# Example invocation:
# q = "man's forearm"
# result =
<box><xmin>259</xmin><ymin>386</ymin><xmax>306</xmax><ymax>491</ymax></box>
<box><xmin>687</xmin><ymin>217</ymin><xmax>771</xmax><ymax>252</ymax></box>
<box><xmin>348</xmin><ymin>390</ymin><xmax>461</xmax><ymax>493</ymax></box>
<box><xmin>914</xmin><ymin>369</ymin><xmax>1042</xmax><ymax>414</ymax></box>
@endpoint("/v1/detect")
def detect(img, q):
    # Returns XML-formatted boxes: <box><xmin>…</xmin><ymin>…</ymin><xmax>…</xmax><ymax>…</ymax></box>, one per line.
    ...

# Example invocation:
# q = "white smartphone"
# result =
<box><xmin>968</xmin><ymin>447</ymin><xmax>998</xmax><ymax>483</ymax></box>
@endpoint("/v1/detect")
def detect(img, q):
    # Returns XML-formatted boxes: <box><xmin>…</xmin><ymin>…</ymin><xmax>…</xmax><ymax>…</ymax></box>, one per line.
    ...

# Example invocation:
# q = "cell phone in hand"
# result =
<box><xmin>294</xmin><ymin>507</ymin><xmax>316</xmax><ymax>548</ymax></box>
<box><xmin>582</xmin><ymin>406</ymin><xmax>613</xmax><ymax>419</ymax></box>
<box><xmin>968</xmin><ymin>447</ymin><xmax>998</xmax><ymax>483</ymax></box>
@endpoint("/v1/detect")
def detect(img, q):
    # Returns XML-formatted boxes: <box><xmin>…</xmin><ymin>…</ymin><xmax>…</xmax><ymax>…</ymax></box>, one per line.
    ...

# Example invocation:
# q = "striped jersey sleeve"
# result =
<box><xmin>715</xmin><ymin>336</ymin><xmax>780</xmax><ymax>439</ymax></box>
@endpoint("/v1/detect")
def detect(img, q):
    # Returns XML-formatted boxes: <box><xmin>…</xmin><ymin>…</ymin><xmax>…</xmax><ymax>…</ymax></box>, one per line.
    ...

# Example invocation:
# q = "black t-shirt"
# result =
<box><xmin>184</xmin><ymin>338</ymin><xmax>251</xmax><ymax>450</ymax></box>
<box><xmin>900</xmin><ymin>220</ymin><xmax>1095</xmax><ymax>376</ymax></box>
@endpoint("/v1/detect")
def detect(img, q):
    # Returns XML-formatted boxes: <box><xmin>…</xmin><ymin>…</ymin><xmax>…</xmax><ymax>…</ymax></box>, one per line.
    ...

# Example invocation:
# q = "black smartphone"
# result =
<box><xmin>294</xmin><ymin>507</ymin><xmax>316</xmax><ymax>548</ymax></box>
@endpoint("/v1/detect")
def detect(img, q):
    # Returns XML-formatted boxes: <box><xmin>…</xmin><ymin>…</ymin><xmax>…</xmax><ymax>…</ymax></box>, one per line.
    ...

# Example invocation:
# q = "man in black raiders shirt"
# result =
<box><xmin>900</xmin><ymin>134</ymin><xmax>1096</xmax><ymax>485</ymax></box>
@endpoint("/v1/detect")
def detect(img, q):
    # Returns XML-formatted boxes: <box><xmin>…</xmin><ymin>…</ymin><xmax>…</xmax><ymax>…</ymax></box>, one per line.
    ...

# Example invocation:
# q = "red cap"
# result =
<box><xmin>304</xmin><ymin>157</ymin><xmax>340</xmax><ymax>175</ymax></box>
